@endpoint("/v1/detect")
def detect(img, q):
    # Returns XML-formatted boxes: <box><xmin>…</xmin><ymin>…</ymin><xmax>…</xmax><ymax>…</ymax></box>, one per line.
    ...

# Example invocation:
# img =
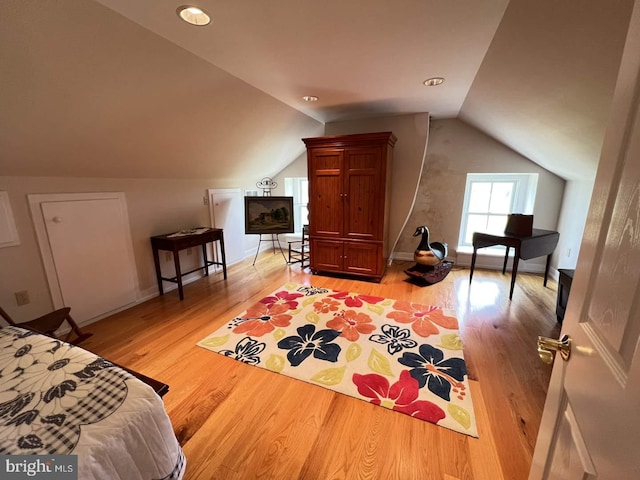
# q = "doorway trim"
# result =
<box><xmin>208</xmin><ymin>188</ymin><xmax>245</xmax><ymax>266</ymax></box>
<box><xmin>28</xmin><ymin>192</ymin><xmax>139</xmax><ymax>310</ymax></box>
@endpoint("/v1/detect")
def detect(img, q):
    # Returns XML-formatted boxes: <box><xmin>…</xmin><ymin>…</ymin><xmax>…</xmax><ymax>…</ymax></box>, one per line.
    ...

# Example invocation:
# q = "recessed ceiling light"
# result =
<box><xmin>302</xmin><ymin>95</ymin><xmax>319</xmax><ymax>102</ymax></box>
<box><xmin>177</xmin><ymin>5</ymin><xmax>211</xmax><ymax>26</ymax></box>
<box><xmin>423</xmin><ymin>77</ymin><xmax>445</xmax><ymax>86</ymax></box>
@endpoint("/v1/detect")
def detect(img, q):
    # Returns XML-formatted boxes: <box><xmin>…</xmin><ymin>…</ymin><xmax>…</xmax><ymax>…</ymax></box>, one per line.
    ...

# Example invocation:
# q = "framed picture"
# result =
<box><xmin>244</xmin><ymin>196</ymin><xmax>294</xmax><ymax>235</ymax></box>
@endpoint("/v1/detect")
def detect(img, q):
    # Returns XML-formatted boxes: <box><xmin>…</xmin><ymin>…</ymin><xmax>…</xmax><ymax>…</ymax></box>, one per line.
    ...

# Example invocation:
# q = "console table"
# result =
<box><xmin>151</xmin><ymin>228</ymin><xmax>227</xmax><ymax>300</ymax></box>
<box><xmin>469</xmin><ymin>229</ymin><xmax>559</xmax><ymax>300</ymax></box>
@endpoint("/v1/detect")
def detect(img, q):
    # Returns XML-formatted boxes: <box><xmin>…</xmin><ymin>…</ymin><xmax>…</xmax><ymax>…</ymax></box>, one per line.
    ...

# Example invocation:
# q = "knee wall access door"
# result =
<box><xmin>30</xmin><ymin>192</ymin><xmax>139</xmax><ymax>324</ymax></box>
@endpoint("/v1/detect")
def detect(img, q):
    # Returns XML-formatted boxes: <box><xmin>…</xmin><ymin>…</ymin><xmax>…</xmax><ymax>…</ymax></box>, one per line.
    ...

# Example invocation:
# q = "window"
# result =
<box><xmin>458</xmin><ymin>173</ymin><xmax>538</xmax><ymax>248</ymax></box>
<box><xmin>284</xmin><ymin>177</ymin><xmax>309</xmax><ymax>234</ymax></box>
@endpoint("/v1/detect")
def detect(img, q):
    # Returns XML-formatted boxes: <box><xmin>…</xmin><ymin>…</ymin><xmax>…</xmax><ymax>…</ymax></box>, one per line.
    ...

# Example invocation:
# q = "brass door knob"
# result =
<box><xmin>537</xmin><ymin>334</ymin><xmax>571</xmax><ymax>364</ymax></box>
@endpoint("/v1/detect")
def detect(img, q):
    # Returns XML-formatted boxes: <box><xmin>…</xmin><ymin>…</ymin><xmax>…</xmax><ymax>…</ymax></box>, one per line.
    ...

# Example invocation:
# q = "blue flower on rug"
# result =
<box><xmin>277</xmin><ymin>324</ymin><xmax>341</xmax><ymax>367</ymax></box>
<box><xmin>296</xmin><ymin>286</ymin><xmax>330</xmax><ymax>296</ymax></box>
<box><xmin>220</xmin><ymin>337</ymin><xmax>266</xmax><ymax>365</ymax></box>
<box><xmin>369</xmin><ymin>324</ymin><xmax>417</xmax><ymax>355</ymax></box>
<box><xmin>397</xmin><ymin>343</ymin><xmax>468</xmax><ymax>401</ymax></box>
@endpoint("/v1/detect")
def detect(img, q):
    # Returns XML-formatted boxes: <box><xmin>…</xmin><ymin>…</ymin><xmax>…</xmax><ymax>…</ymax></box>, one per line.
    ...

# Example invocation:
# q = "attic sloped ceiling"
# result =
<box><xmin>0</xmin><ymin>0</ymin><xmax>323</xmax><ymax>180</ymax></box>
<box><xmin>460</xmin><ymin>0</ymin><xmax>634</xmax><ymax>181</ymax></box>
<box><xmin>94</xmin><ymin>0</ymin><xmax>510</xmax><ymax>123</ymax></box>
<box><xmin>0</xmin><ymin>1</ymin><xmax>634</xmax><ymax>183</ymax></box>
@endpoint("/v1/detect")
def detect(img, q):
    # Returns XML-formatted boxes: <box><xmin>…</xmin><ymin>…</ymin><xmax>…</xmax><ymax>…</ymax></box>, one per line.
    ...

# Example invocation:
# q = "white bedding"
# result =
<box><xmin>0</xmin><ymin>326</ymin><xmax>185</xmax><ymax>479</ymax></box>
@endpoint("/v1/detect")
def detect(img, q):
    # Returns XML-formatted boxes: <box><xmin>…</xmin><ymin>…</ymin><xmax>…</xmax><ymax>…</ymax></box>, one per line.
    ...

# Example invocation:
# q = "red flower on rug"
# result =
<box><xmin>233</xmin><ymin>302</ymin><xmax>295</xmax><ymax>337</ymax></box>
<box><xmin>313</xmin><ymin>297</ymin><xmax>341</xmax><ymax>314</ymax></box>
<box><xmin>326</xmin><ymin>310</ymin><xmax>376</xmax><ymax>341</ymax></box>
<box><xmin>260</xmin><ymin>290</ymin><xmax>304</xmax><ymax>310</ymax></box>
<box><xmin>328</xmin><ymin>291</ymin><xmax>384</xmax><ymax>308</ymax></box>
<box><xmin>386</xmin><ymin>301</ymin><xmax>458</xmax><ymax>337</ymax></box>
<box><xmin>352</xmin><ymin>370</ymin><xmax>446</xmax><ymax>424</ymax></box>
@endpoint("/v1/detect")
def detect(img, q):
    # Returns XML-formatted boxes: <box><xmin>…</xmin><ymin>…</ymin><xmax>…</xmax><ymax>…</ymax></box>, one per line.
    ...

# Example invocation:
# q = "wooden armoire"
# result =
<box><xmin>302</xmin><ymin>132</ymin><xmax>396</xmax><ymax>282</ymax></box>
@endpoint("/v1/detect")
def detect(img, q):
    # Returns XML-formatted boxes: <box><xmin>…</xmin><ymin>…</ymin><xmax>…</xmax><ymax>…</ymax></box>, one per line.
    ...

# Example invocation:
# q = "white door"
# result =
<box><xmin>34</xmin><ymin>194</ymin><xmax>138</xmax><ymax>323</ymax></box>
<box><xmin>209</xmin><ymin>188</ymin><xmax>244</xmax><ymax>266</ymax></box>
<box><xmin>530</xmin><ymin>3</ymin><xmax>640</xmax><ymax>478</ymax></box>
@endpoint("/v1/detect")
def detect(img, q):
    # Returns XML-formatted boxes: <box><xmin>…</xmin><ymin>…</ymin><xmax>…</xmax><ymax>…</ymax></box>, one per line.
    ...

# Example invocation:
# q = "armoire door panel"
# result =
<box><xmin>345</xmin><ymin>173</ymin><xmax>379</xmax><ymax>239</ymax></box>
<box><xmin>344</xmin><ymin>242</ymin><xmax>380</xmax><ymax>276</ymax></box>
<box><xmin>310</xmin><ymin>149</ymin><xmax>343</xmax><ymax>170</ymax></box>
<box><xmin>309</xmin><ymin>149</ymin><xmax>343</xmax><ymax>238</ymax></box>
<box><xmin>344</xmin><ymin>146</ymin><xmax>382</xmax><ymax>170</ymax></box>
<box><xmin>311</xmin><ymin>175</ymin><xmax>342</xmax><ymax>237</ymax></box>
<box><xmin>311</xmin><ymin>239</ymin><xmax>343</xmax><ymax>272</ymax></box>
<box><xmin>343</xmin><ymin>147</ymin><xmax>384</xmax><ymax>239</ymax></box>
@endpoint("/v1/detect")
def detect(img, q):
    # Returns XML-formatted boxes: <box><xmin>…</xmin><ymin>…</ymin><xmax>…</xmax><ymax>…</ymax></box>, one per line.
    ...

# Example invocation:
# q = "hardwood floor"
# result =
<box><xmin>80</xmin><ymin>252</ymin><xmax>561</xmax><ymax>480</ymax></box>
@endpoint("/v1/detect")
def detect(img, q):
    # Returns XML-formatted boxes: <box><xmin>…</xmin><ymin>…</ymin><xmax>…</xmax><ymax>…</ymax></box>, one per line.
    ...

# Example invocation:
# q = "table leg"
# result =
<box><xmin>469</xmin><ymin>248</ymin><xmax>478</xmax><ymax>283</ymax></box>
<box><xmin>509</xmin><ymin>251</ymin><xmax>520</xmax><ymax>300</ymax></box>
<box><xmin>219</xmin><ymin>233</ymin><xmax>227</xmax><ymax>279</ymax></box>
<box><xmin>202</xmin><ymin>243</ymin><xmax>209</xmax><ymax>276</ymax></box>
<box><xmin>152</xmin><ymin>246</ymin><xmax>164</xmax><ymax>295</ymax></box>
<box><xmin>172</xmin><ymin>248</ymin><xmax>184</xmax><ymax>301</ymax></box>
<box><xmin>502</xmin><ymin>246</ymin><xmax>510</xmax><ymax>274</ymax></box>
<box><xmin>544</xmin><ymin>254</ymin><xmax>552</xmax><ymax>286</ymax></box>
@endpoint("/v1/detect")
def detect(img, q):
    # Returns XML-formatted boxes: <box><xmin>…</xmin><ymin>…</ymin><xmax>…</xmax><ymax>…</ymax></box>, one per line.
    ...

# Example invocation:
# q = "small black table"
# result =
<box><xmin>151</xmin><ymin>228</ymin><xmax>227</xmax><ymax>300</ymax></box>
<box><xmin>556</xmin><ymin>269</ymin><xmax>575</xmax><ymax>323</ymax></box>
<box><xmin>469</xmin><ymin>229</ymin><xmax>560</xmax><ymax>300</ymax></box>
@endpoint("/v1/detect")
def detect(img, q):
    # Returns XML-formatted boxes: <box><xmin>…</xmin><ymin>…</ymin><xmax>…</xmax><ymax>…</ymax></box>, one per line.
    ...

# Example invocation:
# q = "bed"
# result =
<box><xmin>0</xmin><ymin>325</ymin><xmax>185</xmax><ymax>479</ymax></box>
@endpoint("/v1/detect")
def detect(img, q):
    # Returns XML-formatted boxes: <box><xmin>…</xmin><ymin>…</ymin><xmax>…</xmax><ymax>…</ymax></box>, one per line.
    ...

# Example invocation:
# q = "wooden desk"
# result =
<box><xmin>151</xmin><ymin>228</ymin><xmax>227</xmax><ymax>300</ymax></box>
<box><xmin>469</xmin><ymin>229</ymin><xmax>559</xmax><ymax>300</ymax></box>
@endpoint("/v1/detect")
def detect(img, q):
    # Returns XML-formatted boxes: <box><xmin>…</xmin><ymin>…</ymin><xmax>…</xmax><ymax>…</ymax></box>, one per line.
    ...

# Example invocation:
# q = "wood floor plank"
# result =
<box><xmin>78</xmin><ymin>253</ymin><xmax>559</xmax><ymax>479</ymax></box>
<box><xmin>466</xmin><ymin>381</ymin><xmax>504</xmax><ymax>480</ymax></box>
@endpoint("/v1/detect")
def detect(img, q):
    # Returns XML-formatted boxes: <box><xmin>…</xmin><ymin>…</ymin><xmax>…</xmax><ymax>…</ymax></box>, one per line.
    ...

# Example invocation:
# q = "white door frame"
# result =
<box><xmin>530</xmin><ymin>1</ymin><xmax>640</xmax><ymax>476</ymax></box>
<box><xmin>208</xmin><ymin>188</ymin><xmax>245</xmax><ymax>266</ymax></box>
<box><xmin>28</xmin><ymin>192</ymin><xmax>140</xmax><ymax>310</ymax></box>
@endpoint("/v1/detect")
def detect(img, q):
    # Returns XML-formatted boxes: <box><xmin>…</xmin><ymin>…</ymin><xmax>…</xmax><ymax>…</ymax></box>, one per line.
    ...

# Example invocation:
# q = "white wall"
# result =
<box><xmin>554</xmin><ymin>180</ymin><xmax>594</xmax><ymax>270</ymax></box>
<box><xmin>0</xmin><ymin>176</ymin><xmax>258</xmax><ymax>322</ymax></box>
<box><xmin>397</xmin><ymin>118</ymin><xmax>566</xmax><ymax>272</ymax></box>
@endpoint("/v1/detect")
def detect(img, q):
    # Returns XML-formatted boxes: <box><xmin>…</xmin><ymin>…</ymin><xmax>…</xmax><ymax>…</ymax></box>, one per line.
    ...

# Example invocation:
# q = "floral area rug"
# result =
<box><xmin>197</xmin><ymin>283</ymin><xmax>477</xmax><ymax>437</ymax></box>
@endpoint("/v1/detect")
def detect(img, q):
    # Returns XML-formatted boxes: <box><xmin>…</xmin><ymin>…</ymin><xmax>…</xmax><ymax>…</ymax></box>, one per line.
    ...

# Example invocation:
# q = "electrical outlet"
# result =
<box><xmin>15</xmin><ymin>290</ymin><xmax>30</xmax><ymax>306</ymax></box>
<box><xmin>165</xmin><ymin>252</ymin><xmax>172</xmax><ymax>262</ymax></box>
<box><xmin>203</xmin><ymin>196</ymin><xmax>209</xmax><ymax>205</ymax></box>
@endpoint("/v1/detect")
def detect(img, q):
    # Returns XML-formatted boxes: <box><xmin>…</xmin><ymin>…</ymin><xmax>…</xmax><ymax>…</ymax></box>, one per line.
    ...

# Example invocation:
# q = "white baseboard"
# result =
<box><xmin>391</xmin><ymin>250</ymin><xmax>557</xmax><ymax>278</ymax></box>
<box><xmin>59</xmin><ymin>269</ymin><xmax>213</xmax><ymax>334</ymax></box>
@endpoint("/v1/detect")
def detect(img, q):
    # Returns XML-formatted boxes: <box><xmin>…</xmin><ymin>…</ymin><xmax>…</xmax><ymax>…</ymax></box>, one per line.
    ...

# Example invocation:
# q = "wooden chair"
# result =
<box><xmin>287</xmin><ymin>224</ymin><xmax>310</xmax><ymax>267</ymax></box>
<box><xmin>0</xmin><ymin>305</ymin><xmax>92</xmax><ymax>345</ymax></box>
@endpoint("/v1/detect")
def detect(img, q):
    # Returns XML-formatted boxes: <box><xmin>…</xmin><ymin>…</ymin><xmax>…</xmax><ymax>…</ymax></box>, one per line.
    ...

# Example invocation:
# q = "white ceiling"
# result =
<box><xmin>0</xmin><ymin>0</ymin><xmax>633</xmax><ymax>182</ymax></box>
<box><xmin>94</xmin><ymin>0</ymin><xmax>635</xmax><ymax>181</ymax></box>
<box><xmin>95</xmin><ymin>0</ymin><xmax>510</xmax><ymax>123</ymax></box>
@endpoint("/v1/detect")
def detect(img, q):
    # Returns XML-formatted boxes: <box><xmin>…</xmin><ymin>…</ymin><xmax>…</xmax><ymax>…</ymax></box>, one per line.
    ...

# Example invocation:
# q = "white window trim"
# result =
<box><xmin>285</xmin><ymin>177</ymin><xmax>308</xmax><ymax>235</ymax></box>
<box><xmin>457</xmin><ymin>173</ymin><xmax>538</xmax><ymax>250</ymax></box>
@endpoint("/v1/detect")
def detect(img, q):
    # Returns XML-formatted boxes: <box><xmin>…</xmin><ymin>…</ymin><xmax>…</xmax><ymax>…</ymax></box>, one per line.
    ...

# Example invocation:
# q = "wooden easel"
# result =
<box><xmin>251</xmin><ymin>177</ymin><xmax>287</xmax><ymax>265</ymax></box>
<box><xmin>252</xmin><ymin>233</ymin><xmax>286</xmax><ymax>265</ymax></box>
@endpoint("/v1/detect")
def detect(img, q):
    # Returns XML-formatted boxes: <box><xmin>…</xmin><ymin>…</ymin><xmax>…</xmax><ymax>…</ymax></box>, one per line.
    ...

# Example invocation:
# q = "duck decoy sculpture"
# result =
<box><xmin>413</xmin><ymin>225</ymin><xmax>448</xmax><ymax>266</ymax></box>
<box><xmin>405</xmin><ymin>225</ymin><xmax>453</xmax><ymax>286</ymax></box>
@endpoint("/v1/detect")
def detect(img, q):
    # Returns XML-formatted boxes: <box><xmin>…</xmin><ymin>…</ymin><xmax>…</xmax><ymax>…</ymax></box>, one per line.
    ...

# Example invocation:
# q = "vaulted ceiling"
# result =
<box><xmin>0</xmin><ymin>0</ymin><xmax>633</xmax><ymax>182</ymax></box>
